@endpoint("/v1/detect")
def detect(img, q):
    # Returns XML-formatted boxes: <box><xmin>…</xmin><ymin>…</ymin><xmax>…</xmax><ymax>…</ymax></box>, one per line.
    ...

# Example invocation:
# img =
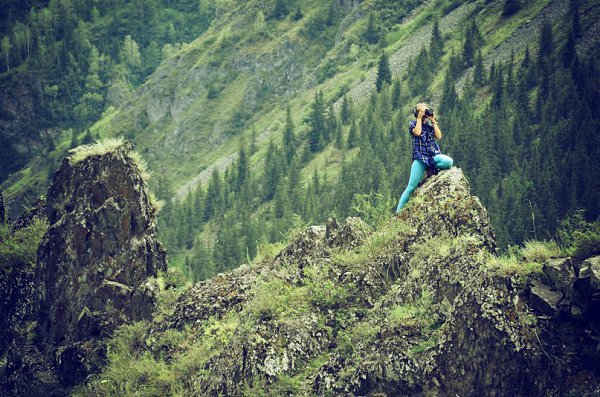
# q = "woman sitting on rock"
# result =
<box><xmin>396</xmin><ymin>102</ymin><xmax>453</xmax><ymax>213</ymax></box>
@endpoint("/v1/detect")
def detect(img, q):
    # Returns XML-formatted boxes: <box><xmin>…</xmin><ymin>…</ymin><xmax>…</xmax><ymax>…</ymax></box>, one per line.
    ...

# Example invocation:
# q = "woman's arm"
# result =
<box><xmin>430</xmin><ymin>116</ymin><xmax>442</xmax><ymax>139</ymax></box>
<box><xmin>412</xmin><ymin>110</ymin><xmax>424</xmax><ymax>137</ymax></box>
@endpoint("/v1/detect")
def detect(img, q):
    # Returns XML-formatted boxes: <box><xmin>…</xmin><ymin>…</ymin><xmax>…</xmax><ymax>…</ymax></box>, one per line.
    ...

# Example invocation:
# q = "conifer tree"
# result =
<box><xmin>283</xmin><ymin>103</ymin><xmax>296</xmax><ymax>163</ymax></box>
<box><xmin>326</xmin><ymin>1</ymin><xmax>336</xmax><ymax>27</ymax></box>
<box><xmin>272</xmin><ymin>0</ymin><xmax>288</xmax><ymax>19</ymax></box>
<box><xmin>538</xmin><ymin>20</ymin><xmax>554</xmax><ymax>67</ymax></box>
<box><xmin>204</xmin><ymin>169</ymin><xmax>222</xmax><ymax>220</ymax></box>
<box><xmin>441</xmin><ymin>69</ymin><xmax>458</xmax><ymax>112</ymax></box>
<box><xmin>391</xmin><ymin>78</ymin><xmax>402</xmax><ymax>110</ymax></box>
<box><xmin>376</xmin><ymin>51</ymin><xmax>392</xmax><ymax>92</ymax></box>
<box><xmin>473</xmin><ymin>49</ymin><xmax>485</xmax><ymax>87</ymax></box>
<box><xmin>364</xmin><ymin>12</ymin><xmax>379</xmax><ymax>45</ymax></box>
<box><xmin>308</xmin><ymin>91</ymin><xmax>326</xmax><ymax>152</ymax></box>
<box><xmin>236</xmin><ymin>143</ymin><xmax>248</xmax><ymax>191</ymax></box>
<box><xmin>502</xmin><ymin>0</ymin><xmax>522</xmax><ymax>17</ymax></box>
<box><xmin>341</xmin><ymin>94</ymin><xmax>352</xmax><ymax>125</ymax></box>
<box><xmin>347</xmin><ymin>119</ymin><xmax>358</xmax><ymax>148</ymax></box>
<box><xmin>430</xmin><ymin>18</ymin><xmax>444</xmax><ymax>60</ymax></box>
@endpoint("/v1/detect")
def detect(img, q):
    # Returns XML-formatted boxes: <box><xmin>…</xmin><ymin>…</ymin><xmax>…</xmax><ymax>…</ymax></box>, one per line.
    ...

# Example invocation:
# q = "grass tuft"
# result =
<box><xmin>521</xmin><ymin>240</ymin><xmax>564</xmax><ymax>263</ymax></box>
<box><xmin>68</xmin><ymin>137</ymin><xmax>126</xmax><ymax>165</ymax></box>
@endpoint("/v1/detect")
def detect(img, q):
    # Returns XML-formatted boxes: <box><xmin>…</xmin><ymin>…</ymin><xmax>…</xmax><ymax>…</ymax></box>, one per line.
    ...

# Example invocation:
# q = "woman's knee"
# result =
<box><xmin>434</xmin><ymin>154</ymin><xmax>453</xmax><ymax>169</ymax></box>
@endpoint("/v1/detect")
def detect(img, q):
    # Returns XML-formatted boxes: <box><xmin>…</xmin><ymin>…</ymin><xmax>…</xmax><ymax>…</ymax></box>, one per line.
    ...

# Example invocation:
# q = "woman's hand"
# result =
<box><xmin>416</xmin><ymin>108</ymin><xmax>425</xmax><ymax>120</ymax></box>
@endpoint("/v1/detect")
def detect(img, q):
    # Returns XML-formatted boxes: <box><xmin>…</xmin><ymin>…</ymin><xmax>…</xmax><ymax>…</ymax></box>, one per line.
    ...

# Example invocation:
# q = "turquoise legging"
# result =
<box><xmin>396</xmin><ymin>154</ymin><xmax>454</xmax><ymax>213</ymax></box>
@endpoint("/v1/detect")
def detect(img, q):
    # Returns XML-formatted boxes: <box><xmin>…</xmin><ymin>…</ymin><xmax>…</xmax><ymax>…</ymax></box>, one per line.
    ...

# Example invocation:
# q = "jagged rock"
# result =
<box><xmin>10</xmin><ymin>196</ymin><xmax>46</xmax><ymax>232</ymax></box>
<box><xmin>576</xmin><ymin>256</ymin><xmax>600</xmax><ymax>323</ymax></box>
<box><xmin>530</xmin><ymin>279</ymin><xmax>563</xmax><ymax>316</ymax></box>
<box><xmin>160</xmin><ymin>168</ymin><xmax>552</xmax><ymax>396</ymax></box>
<box><xmin>543</xmin><ymin>258</ymin><xmax>576</xmax><ymax>298</ymax></box>
<box><xmin>397</xmin><ymin>167</ymin><xmax>497</xmax><ymax>253</ymax></box>
<box><xmin>326</xmin><ymin>217</ymin><xmax>371</xmax><ymax>249</ymax></box>
<box><xmin>3</xmin><ymin>141</ymin><xmax>167</xmax><ymax>394</ymax></box>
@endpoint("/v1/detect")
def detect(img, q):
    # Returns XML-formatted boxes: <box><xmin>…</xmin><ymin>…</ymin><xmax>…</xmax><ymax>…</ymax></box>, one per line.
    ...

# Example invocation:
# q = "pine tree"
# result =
<box><xmin>430</xmin><ymin>18</ymin><xmax>444</xmax><ymax>60</ymax></box>
<box><xmin>283</xmin><ymin>103</ymin><xmax>296</xmax><ymax>163</ymax></box>
<box><xmin>236</xmin><ymin>143</ymin><xmax>248</xmax><ymax>191</ymax></box>
<box><xmin>473</xmin><ymin>49</ymin><xmax>485</xmax><ymax>87</ymax></box>
<box><xmin>308</xmin><ymin>91</ymin><xmax>326</xmax><ymax>152</ymax></box>
<box><xmin>204</xmin><ymin>169</ymin><xmax>222</xmax><ymax>220</ymax></box>
<box><xmin>441</xmin><ymin>69</ymin><xmax>458</xmax><ymax>112</ymax></box>
<box><xmin>263</xmin><ymin>140</ymin><xmax>281</xmax><ymax>200</ymax></box>
<box><xmin>391</xmin><ymin>78</ymin><xmax>402</xmax><ymax>110</ymax></box>
<box><xmin>341</xmin><ymin>94</ymin><xmax>352</xmax><ymax>125</ymax></box>
<box><xmin>502</xmin><ymin>0</ymin><xmax>522</xmax><ymax>17</ymax></box>
<box><xmin>376</xmin><ymin>51</ymin><xmax>392</xmax><ymax>92</ymax></box>
<box><xmin>462</xmin><ymin>25</ymin><xmax>475</xmax><ymax>67</ymax></box>
<box><xmin>562</xmin><ymin>28</ymin><xmax>576</xmax><ymax>67</ymax></box>
<box><xmin>272</xmin><ymin>0</ymin><xmax>289</xmax><ymax>19</ymax></box>
<box><xmin>538</xmin><ymin>20</ymin><xmax>554</xmax><ymax>67</ymax></box>
<box><xmin>571</xmin><ymin>0</ymin><xmax>581</xmax><ymax>39</ymax></box>
<box><xmin>364</xmin><ymin>12</ymin><xmax>379</xmax><ymax>45</ymax></box>
<box><xmin>346</xmin><ymin>119</ymin><xmax>358</xmax><ymax>149</ymax></box>
<box><xmin>326</xmin><ymin>1</ymin><xmax>336</xmax><ymax>27</ymax></box>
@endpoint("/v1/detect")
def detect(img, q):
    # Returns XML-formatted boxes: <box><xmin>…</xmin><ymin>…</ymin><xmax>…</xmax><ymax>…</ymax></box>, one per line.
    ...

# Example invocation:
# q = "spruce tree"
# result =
<box><xmin>272</xmin><ymin>0</ymin><xmax>288</xmax><ymax>19</ymax></box>
<box><xmin>430</xmin><ymin>18</ymin><xmax>444</xmax><ymax>60</ymax></box>
<box><xmin>376</xmin><ymin>51</ymin><xmax>392</xmax><ymax>92</ymax></box>
<box><xmin>283</xmin><ymin>103</ymin><xmax>296</xmax><ymax>163</ymax></box>
<box><xmin>308</xmin><ymin>91</ymin><xmax>326</xmax><ymax>152</ymax></box>
<box><xmin>236</xmin><ymin>143</ymin><xmax>248</xmax><ymax>191</ymax></box>
<box><xmin>391</xmin><ymin>78</ymin><xmax>402</xmax><ymax>110</ymax></box>
<box><xmin>341</xmin><ymin>94</ymin><xmax>352</xmax><ymax>125</ymax></box>
<box><xmin>502</xmin><ymin>0</ymin><xmax>522</xmax><ymax>17</ymax></box>
<box><xmin>364</xmin><ymin>12</ymin><xmax>379</xmax><ymax>45</ymax></box>
<box><xmin>538</xmin><ymin>20</ymin><xmax>554</xmax><ymax>67</ymax></box>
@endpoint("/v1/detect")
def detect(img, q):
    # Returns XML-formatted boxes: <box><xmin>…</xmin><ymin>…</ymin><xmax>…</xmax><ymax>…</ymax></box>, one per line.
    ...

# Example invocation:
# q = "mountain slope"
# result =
<box><xmin>2</xmin><ymin>0</ymin><xmax>600</xmax><ymax>276</ymax></box>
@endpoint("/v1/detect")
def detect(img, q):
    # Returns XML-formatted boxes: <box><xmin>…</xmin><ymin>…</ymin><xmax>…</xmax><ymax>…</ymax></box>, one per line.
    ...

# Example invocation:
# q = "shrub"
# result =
<box><xmin>351</xmin><ymin>191</ymin><xmax>393</xmax><ymax>229</ymax></box>
<box><xmin>557</xmin><ymin>210</ymin><xmax>600</xmax><ymax>260</ymax></box>
<box><xmin>521</xmin><ymin>240</ymin><xmax>564</xmax><ymax>262</ymax></box>
<box><xmin>0</xmin><ymin>219</ymin><xmax>48</xmax><ymax>267</ymax></box>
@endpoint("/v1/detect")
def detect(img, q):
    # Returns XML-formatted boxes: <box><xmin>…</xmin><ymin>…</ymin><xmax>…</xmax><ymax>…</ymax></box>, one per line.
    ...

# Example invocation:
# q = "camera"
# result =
<box><xmin>413</xmin><ymin>107</ymin><xmax>434</xmax><ymax>117</ymax></box>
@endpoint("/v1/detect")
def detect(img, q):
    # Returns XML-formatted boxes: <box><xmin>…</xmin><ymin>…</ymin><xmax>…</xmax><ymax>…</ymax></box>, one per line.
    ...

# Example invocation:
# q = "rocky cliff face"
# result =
<box><xmin>132</xmin><ymin>167</ymin><xmax>598</xmax><ymax>396</ymax></box>
<box><xmin>0</xmin><ymin>141</ymin><xmax>167</xmax><ymax>395</ymax></box>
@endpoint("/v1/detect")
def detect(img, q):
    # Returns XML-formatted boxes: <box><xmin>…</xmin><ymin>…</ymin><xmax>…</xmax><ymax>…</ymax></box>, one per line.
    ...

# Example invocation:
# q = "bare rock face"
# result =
<box><xmin>2</xmin><ymin>141</ymin><xmax>167</xmax><ymax>394</ymax></box>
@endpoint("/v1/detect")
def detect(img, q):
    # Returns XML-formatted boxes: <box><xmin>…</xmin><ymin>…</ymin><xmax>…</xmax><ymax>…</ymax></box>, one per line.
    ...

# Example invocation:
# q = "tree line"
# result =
<box><xmin>158</xmin><ymin>0</ymin><xmax>598</xmax><ymax>282</ymax></box>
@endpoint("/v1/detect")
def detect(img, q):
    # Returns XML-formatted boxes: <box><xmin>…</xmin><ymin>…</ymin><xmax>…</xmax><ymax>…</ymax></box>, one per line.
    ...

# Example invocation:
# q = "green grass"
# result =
<box><xmin>68</xmin><ymin>137</ymin><xmax>127</xmax><ymax>165</ymax></box>
<box><xmin>0</xmin><ymin>219</ymin><xmax>48</xmax><ymax>267</ymax></box>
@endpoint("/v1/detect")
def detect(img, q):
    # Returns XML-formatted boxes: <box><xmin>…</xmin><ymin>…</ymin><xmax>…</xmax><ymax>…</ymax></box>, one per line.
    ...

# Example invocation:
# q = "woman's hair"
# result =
<box><xmin>413</xmin><ymin>102</ymin><xmax>429</xmax><ymax>117</ymax></box>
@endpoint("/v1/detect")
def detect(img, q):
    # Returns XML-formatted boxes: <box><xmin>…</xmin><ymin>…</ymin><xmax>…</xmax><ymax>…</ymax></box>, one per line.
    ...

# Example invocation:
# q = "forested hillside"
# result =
<box><xmin>1</xmin><ymin>0</ymin><xmax>599</xmax><ymax>282</ymax></box>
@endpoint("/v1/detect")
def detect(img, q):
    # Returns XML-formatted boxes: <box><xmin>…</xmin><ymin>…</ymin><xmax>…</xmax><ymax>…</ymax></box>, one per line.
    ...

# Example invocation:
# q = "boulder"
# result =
<box><xmin>543</xmin><ymin>258</ymin><xmax>576</xmax><ymax>298</ymax></box>
<box><xmin>575</xmin><ymin>256</ymin><xmax>600</xmax><ymax>323</ymax></box>
<box><xmin>530</xmin><ymin>279</ymin><xmax>563</xmax><ymax>316</ymax></box>
<box><xmin>3</xmin><ymin>140</ymin><xmax>167</xmax><ymax>394</ymax></box>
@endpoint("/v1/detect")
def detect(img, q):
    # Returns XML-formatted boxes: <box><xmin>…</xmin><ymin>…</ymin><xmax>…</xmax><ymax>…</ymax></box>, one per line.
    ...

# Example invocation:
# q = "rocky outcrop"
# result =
<box><xmin>139</xmin><ymin>167</ymin><xmax>599</xmax><ymax>397</ymax></box>
<box><xmin>1</xmin><ymin>141</ymin><xmax>167</xmax><ymax>395</ymax></box>
<box><xmin>127</xmin><ymin>168</ymin><xmax>580</xmax><ymax>396</ymax></box>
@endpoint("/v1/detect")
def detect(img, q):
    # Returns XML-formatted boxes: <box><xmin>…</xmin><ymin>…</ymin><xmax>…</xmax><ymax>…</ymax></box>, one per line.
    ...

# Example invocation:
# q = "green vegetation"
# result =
<box><xmin>2</xmin><ymin>0</ymin><xmax>598</xmax><ymax>285</ymax></box>
<box><xmin>68</xmin><ymin>137</ymin><xmax>127</xmax><ymax>165</ymax></box>
<box><xmin>0</xmin><ymin>219</ymin><xmax>48</xmax><ymax>267</ymax></box>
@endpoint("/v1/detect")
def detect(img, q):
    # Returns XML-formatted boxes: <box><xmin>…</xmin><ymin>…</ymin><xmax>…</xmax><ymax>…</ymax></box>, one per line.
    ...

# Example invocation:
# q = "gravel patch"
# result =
<box><xmin>335</xmin><ymin>1</ymin><xmax>478</xmax><ymax>112</ymax></box>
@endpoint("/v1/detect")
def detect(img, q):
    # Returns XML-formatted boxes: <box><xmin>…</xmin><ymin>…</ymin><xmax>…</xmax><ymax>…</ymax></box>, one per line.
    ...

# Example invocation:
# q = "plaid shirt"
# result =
<box><xmin>409</xmin><ymin>119</ymin><xmax>441</xmax><ymax>167</ymax></box>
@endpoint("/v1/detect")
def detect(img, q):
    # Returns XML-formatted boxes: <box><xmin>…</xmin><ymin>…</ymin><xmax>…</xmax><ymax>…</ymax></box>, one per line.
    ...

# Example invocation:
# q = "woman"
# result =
<box><xmin>396</xmin><ymin>103</ymin><xmax>453</xmax><ymax>213</ymax></box>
